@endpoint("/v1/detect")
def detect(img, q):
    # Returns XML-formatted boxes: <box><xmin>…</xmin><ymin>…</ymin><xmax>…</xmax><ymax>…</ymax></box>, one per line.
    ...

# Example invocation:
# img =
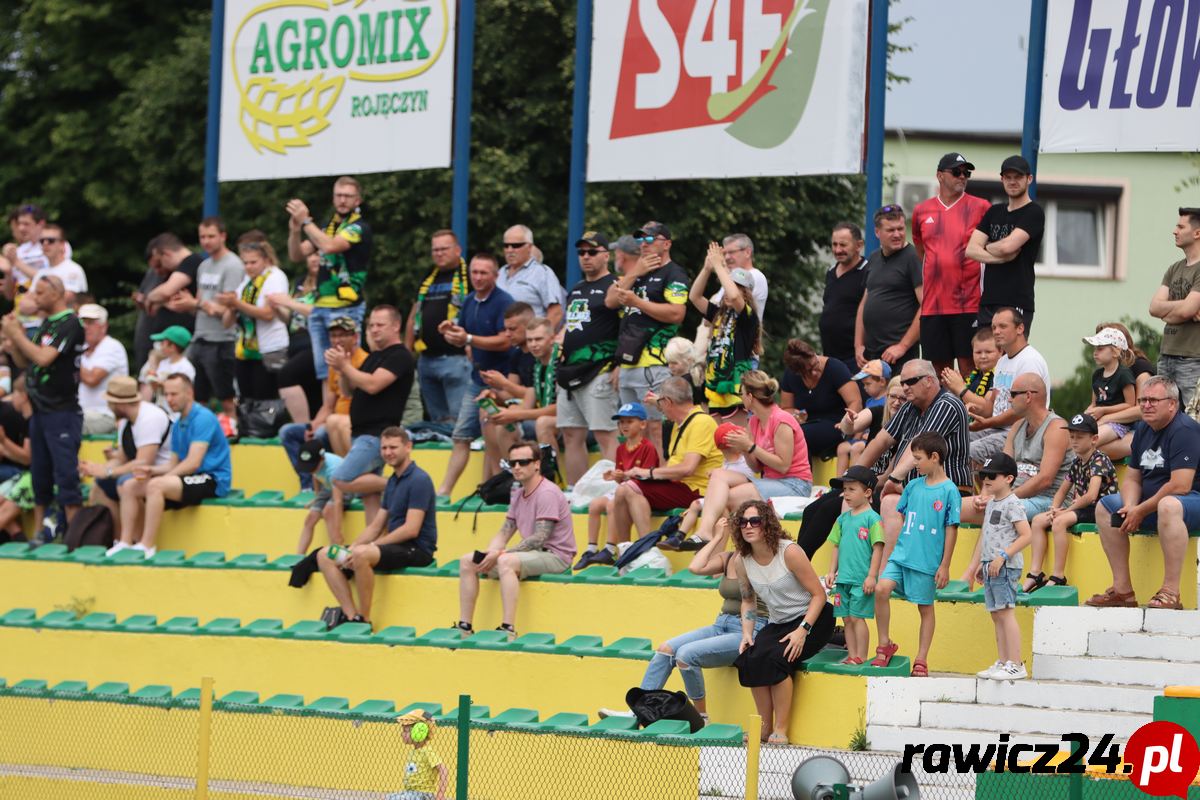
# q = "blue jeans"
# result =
<box><xmin>640</xmin><ymin>613</ymin><xmax>766</xmax><ymax>701</ymax></box>
<box><xmin>30</xmin><ymin>410</ymin><xmax>83</xmax><ymax>507</ymax></box>
<box><xmin>280</xmin><ymin>423</ymin><xmax>330</xmax><ymax>491</ymax></box>
<box><xmin>418</xmin><ymin>354</ymin><xmax>472</xmax><ymax>424</ymax></box>
<box><xmin>331</xmin><ymin>434</ymin><xmax>383</xmax><ymax>483</ymax></box>
<box><xmin>309</xmin><ymin>304</ymin><xmax>365</xmax><ymax>380</ymax></box>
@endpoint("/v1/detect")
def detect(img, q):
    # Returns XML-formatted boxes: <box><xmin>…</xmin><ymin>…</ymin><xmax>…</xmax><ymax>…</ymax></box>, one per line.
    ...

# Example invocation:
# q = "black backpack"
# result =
<box><xmin>453</xmin><ymin>471</ymin><xmax>514</xmax><ymax>532</ymax></box>
<box><xmin>63</xmin><ymin>506</ymin><xmax>115</xmax><ymax>552</ymax></box>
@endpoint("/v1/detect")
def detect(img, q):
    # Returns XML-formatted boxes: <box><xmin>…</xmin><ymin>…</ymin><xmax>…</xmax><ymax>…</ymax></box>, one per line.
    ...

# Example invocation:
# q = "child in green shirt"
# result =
<box><xmin>823</xmin><ymin>466</ymin><xmax>885</xmax><ymax>664</ymax></box>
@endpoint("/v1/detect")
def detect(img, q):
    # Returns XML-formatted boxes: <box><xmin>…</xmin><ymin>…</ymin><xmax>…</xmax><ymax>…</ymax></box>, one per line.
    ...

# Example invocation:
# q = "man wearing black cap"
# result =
<box><xmin>557</xmin><ymin>231</ymin><xmax>621</xmax><ymax>484</ymax></box>
<box><xmin>606</xmin><ymin>221</ymin><xmax>689</xmax><ymax>456</ymax></box>
<box><xmin>913</xmin><ymin>153</ymin><xmax>991</xmax><ymax>376</ymax></box>
<box><xmin>966</xmin><ymin>156</ymin><xmax>1045</xmax><ymax>335</ymax></box>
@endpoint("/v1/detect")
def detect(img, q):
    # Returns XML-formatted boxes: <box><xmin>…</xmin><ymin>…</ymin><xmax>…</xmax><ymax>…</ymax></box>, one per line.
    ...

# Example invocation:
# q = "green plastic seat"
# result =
<box><xmin>283</xmin><ymin>491</ymin><xmax>315</xmax><ymax>508</ymax></box>
<box><xmin>640</xmin><ymin>719</ymin><xmax>692</xmax><ymax>736</ymax></box>
<box><xmin>161</xmin><ymin>616</ymin><xmax>200</xmax><ymax>633</ymax></box>
<box><xmin>512</xmin><ymin>632</ymin><xmax>556</xmax><ymax>652</ymax></box>
<box><xmin>1</xmin><ymin>608</ymin><xmax>38</xmax><ymax>626</ymax></box>
<box><xmin>173</xmin><ymin>688</ymin><xmax>202</xmax><ymax>706</ymax></box>
<box><xmin>39</xmin><ymin>611</ymin><xmax>80</xmax><ymax>628</ymax></box>
<box><xmin>353</xmin><ymin>699</ymin><xmax>397</xmax><ymax>716</ymax></box>
<box><xmin>32</xmin><ymin>544</ymin><xmax>69</xmax><ymax>561</ymax></box>
<box><xmin>79</xmin><ymin>612</ymin><xmax>118</xmax><ymax>630</ymax></box>
<box><xmin>228</xmin><ymin>553</ymin><xmax>269</xmax><ymax>568</ymax></box>
<box><xmin>50</xmin><ymin>680</ymin><xmax>89</xmax><ymax>694</ymax></box>
<box><xmin>306</xmin><ymin>696</ymin><xmax>350</xmax><ymax>712</ymax></box>
<box><xmin>404</xmin><ymin>562</ymin><xmax>443</xmax><ymax>576</ymax></box>
<box><xmin>457</xmin><ymin>629</ymin><xmax>515</xmax><ymax>650</ymax></box>
<box><xmin>269</xmin><ymin>554</ymin><xmax>305</xmax><ymax>570</ymax></box>
<box><xmin>90</xmin><ymin>682</ymin><xmax>130</xmax><ymax>697</ymax></box>
<box><xmin>574</xmin><ymin>566</ymin><xmax>621</xmax><ymax>584</ymax></box>
<box><xmin>603</xmin><ymin>637</ymin><xmax>653</xmax><ymax>659</ymax></box>
<box><xmin>374</xmin><ymin>625</ymin><xmax>417</xmax><ymax>645</ymax></box>
<box><xmin>0</xmin><ymin>542</ymin><xmax>32</xmax><ymax>558</ymax></box>
<box><xmin>186</xmin><ymin>552</ymin><xmax>228</xmax><ymax>568</ymax></box>
<box><xmin>131</xmin><ymin>685</ymin><xmax>174</xmax><ymax>703</ymax></box>
<box><xmin>118</xmin><ymin>614</ymin><xmax>158</xmax><ymax>632</ymax></box>
<box><xmin>332</xmin><ymin>622</ymin><xmax>373</xmax><ymax>641</ymax></box>
<box><xmin>662</xmin><ymin>570</ymin><xmax>719</xmax><ymax>589</ymax></box>
<box><xmin>12</xmin><ymin>679</ymin><xmax>48</xmax><ymax>693</ymax></box>
<box><xmin>110</xmin><ymin>548</ymin><xmax>153</xmax><ymax>565</ymax></box>
<box><xmin>200</xmin><ymin>618</ymin><xmax>242</xmax><ymax>634</ymax></box>
<box><xmin>286</xmin><ymin>620</ymin><xmax>331</xmax><ymax>640</ymax></box>
<box><xmin>593</xmin><ymin>715</ymin><xmax>638</xmax><ymax>732</ymax></box>
<box><xmin>147</xmin><ymin>550</ymin><xmax>188</xmax><ymax>567</ymax></box>
<box><xmin>692</xmin><ymin>723</ymin><xmax>744</xmax><ymax>744</ymax></box>
<box><xmin>70</xmin><ymin>546</ymin><xmax>108</xmax><ymax>564</ymax></box>
<box><xmin>243</xmin><ymin>618</ymin><xmax>285</xmax><ymax>636</ymax></box>
<box><xmin>1021</xmin><ymin>585</ymin><xmax>1079</xmax><ymax>606</ymax></box>
<box><xmin>490</xmin><ymin>708</ymin><xmax>539</xmax><ymax>724</ymax></box>
<box><xmin>803</xmin><ymin>647</ymin><xmax>912</xmax><ymax>677</ymax></box>
<box><xmin>415</xmin><ymin>628</ymin><xmax>469</xmax><ymax>647</ymax></box>
<box><xmin>263</xmin><ymin>693</ymin><xmax>305</xmax><ymax>709</ymax></box>
<box><xmin>247</xmin><ymin>490</ymin><xmax>286</xmax><ymax>506</ymax></box>
<box><xmin>220</xmin><ymin>690</ymin><xmax>259</xmax><ymax>705</ymax></box>
<box><xmin>556</xmin><ymin>635</ymin><xmax>604</xmax><ymax>656</ymax></box>
<box><xmin>397</xmin><ymin>701</ymin><xmax>442</xmax><ymax>716</ymax></box>
<box><xmin>539</xmin><ymin>712</ymin><xmax>590</xmax><ymax>731</ymax></box>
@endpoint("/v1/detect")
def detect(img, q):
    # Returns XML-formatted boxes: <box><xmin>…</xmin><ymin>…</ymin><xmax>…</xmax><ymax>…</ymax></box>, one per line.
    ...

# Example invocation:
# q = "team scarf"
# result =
<box><xmin>235</xmin><ymin>270</ymin><xmax>269</xmax><ymax>361</ymax></box>
<box><xmin>533</xmin><ymin>343</ymin><xmax>560</xmax><ymax>409</ymax></box>
<box><xmin>412</xmin><ymin>257</ymin><xmax>469</xmax><ymax>353</ymax></box>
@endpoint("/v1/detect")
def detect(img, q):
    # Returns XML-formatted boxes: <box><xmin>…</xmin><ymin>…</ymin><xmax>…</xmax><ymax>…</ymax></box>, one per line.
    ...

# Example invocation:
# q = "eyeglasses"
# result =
<box><xmin>736</xmin><ymin>516</ymin><xmax>764</xmax><ymax>529</ymax></box>
<box><xmin>508</xmin><ymin>457</ymin><xmax>537</xmax><ymax>467</ymax></box>
<box><xmin>1009</xmin><ymin>389</ymin><xmax>1038</xmax><ymax>399</ymax></box>
<box><xmin>1139</xmin><ymin>396</ymin><xmax>1171</xmax><ymax>407</ymax></box>
<box><xmin>577</xmin><ymin>248</ymin><xmax>606</xmax><ymax>257</ymax></box>
<box><xmin>502</xmin><ymin>242</ymin><xmax>529</xmax><ymax>249</ymax></box>
<box><xmin>899</xmin><ymin>376</ymin><xmax>925</xmax><ymax>387</ymax></box>
<box><xmin>38</xmin><ymin>237</ymin><xmax>61</xmax><ymax>245</ymax></box>
<box><xmin>947</xmin><ymin>168</ymin><xmax>972</xmax><ymax>178</ymax></box>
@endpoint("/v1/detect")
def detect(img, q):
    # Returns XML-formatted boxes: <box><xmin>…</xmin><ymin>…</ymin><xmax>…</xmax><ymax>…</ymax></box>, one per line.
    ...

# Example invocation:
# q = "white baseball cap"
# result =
<box><xmin>77</xmin><ymin>303</ymin><xmax>107</xmax><ymax>323</ymax></box>
<box><xmin>1082</xmin><ymin>327</ymin><xmax>1128</xmax><ymax>350</ymax></box>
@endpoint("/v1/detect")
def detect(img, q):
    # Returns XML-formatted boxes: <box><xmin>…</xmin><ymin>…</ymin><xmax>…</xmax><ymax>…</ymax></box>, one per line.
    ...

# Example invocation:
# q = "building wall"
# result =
<box><xmin>883</xmin><ymin>135</ymin><xmax>1196</xmax><ymax>380</ymax></box>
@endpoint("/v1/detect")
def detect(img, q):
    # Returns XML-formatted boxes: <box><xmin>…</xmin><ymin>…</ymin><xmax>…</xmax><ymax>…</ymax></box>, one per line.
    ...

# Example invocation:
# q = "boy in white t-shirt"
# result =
<box><xmin>139</xmin><ymin>326</ymin><xmax>196</xmax><ymax>410</ymax></box>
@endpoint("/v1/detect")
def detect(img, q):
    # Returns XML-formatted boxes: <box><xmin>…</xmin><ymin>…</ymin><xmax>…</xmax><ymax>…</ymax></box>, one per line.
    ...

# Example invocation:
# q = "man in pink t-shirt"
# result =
<box><xmin>455</xmin><ymin>441</ymin><xmax>576</xmax><ymax>641</ymax></box>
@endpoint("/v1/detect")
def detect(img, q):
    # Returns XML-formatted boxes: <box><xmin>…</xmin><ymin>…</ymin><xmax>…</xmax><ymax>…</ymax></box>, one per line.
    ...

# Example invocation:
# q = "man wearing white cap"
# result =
<box><xmin>78</xmin><ymin>304</ymin><xmax>129</xmax><ymax>435</ymax></box>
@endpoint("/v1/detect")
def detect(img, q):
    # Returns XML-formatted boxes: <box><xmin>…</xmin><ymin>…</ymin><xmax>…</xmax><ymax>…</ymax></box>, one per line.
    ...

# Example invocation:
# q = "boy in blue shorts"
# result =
<box><xmin>872</xmin><ymin>432</ymin><xmax>960</xmax><ymax>677</ymax></box>
<box><xmin>964</xmin><ymin>453</ymin><xmax>1032</xmax><ymax>680</ymax></box>
<box><xmin>823</xmin><ymin>465</ymin><xmax>885</xmax><ymax>665</ymax></box>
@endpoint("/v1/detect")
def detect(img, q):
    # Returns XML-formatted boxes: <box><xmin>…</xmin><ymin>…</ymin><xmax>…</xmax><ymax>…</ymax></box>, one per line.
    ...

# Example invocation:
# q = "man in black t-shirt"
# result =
<box><xmin>820</xmin><ymin>221</ymin><xmax>868</xmax><ymax>374</ymax></box>
<box><xmin>1</xmin><ymin>276</ymin><xmax>86</xmax><ymax>536</ymax></box>
<box><xmin>966</xmin><ymin>155</ymin><xmax>1045</xmax><ymax>335</ymax></box>
<box><xmin>556</xmin><ymin>232</ymin><xmax>621</xmax><ymax>484</ymax></box>
<box><xmin>143</xmin><ymin>233</ymin><xmax>201</xmax><ymax>336</ymax></box>
<box><xmin>405</xmin><ymin>229</ymin><xmax>471</xmax><ymax>425</ymax></box>
<box><xmin>855</xmin><ymin>205</ymin><xmax>923</xmax><ymax>372</ymax></box>
<box><xmin>328</xmin><ymin>305</ymin><xmax>414</xmax><ymax>522</ymax></box>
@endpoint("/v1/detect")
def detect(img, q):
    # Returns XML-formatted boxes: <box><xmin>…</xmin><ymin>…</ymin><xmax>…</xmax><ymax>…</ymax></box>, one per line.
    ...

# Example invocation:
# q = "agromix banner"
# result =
<box><xmin>587</xmin><ymin>0</ymin><xmax>868</xmax><ymax>182</ymax></box>
<box><xmin>219</xmin><ymin>0</ymin><xmax>456</xmax><ymax>181</ymax></box>
<box><xmin>1041</xmin><ymin>0</ymin><xmax>1200</xmax><ymax>153</ymax></box>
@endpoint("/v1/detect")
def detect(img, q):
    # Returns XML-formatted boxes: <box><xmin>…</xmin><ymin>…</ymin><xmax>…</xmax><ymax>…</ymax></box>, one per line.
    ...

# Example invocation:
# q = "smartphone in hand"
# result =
<box><xmin>472</xmin><ymin>550</ymin><xmax>487</xmax><ymax>564</ymax></box>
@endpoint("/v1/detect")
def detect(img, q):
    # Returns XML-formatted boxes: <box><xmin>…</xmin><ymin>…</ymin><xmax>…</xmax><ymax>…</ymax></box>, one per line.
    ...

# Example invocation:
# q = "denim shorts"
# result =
<box><xmin>1020</xmin><ymin>495</ymin><xmax>1053</xmax><ymax>520</ymax></box>
<box><xmin>452</xmin><ymin>383</ymin><xmax>485</xmax><ymax>441</ymax></box>
<box><xmin>331</xmin><ymin>435</ymin><xmax>383</xmax><ymax>483</ymax></box>
<box><xmin>618</xmin><ymin>365</ymin><xmax>671</xmax><ymax>421</ymax></box>
<box><xmin>750</xmin><ymin>475</ymin><xmax>812</xmax><ymax>500</ymax></box>
<box><xmin>1100</xmin><ymin>490</ymin><xmax>1200</xmax><ymax>531</ymax></box>
<box><xmin>983</xmin><ymin>566</ymin><xmax>1022</xmax><ymax>611</ymax></box>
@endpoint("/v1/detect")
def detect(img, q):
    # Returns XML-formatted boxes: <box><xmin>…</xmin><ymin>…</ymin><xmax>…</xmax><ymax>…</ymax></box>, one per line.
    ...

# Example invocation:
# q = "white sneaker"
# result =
<box><xmin>976</xmin><ymin>661</ymin><xmax>1004</xmax><ymax>679</ymax></box>
<box><xmin>469</xmin><ymin>437</ymin><xmax>485</xmax><ymax>452</ymax></box>
<box><xmin>998</xmin><ymin>661</ymin><xmax>1028</xmax><ymax>680</ymax></box>
<box><xmin>131</xmin><ymin>543</ymin><xmax>157</xmax><ymax>559</ymax></box>
<box><xmin>597</xmin><ymin>708</ymin><xmax>634</xmax><ymax>720</ymax></box>
<box><xmin>106</xmin><ymin>541</ymin><xmax>130</xmax><ymax>557</ymax></box>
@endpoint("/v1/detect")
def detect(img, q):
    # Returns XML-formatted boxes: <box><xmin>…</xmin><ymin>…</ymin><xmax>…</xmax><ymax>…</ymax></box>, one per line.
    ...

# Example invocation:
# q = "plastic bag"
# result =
<box><xmin>568</xmin><ymin>459</ymin><xmax>617</xmax><ymax>507</ymax></box>
<box><xmin>615</xmin><ymin>541</ymin><xmax>673</xmax><ymax>576</ymax></box>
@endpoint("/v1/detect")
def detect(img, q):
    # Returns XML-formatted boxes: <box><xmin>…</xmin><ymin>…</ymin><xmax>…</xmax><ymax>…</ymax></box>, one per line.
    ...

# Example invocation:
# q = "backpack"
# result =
<box><xmin>63</xmin><ymin>506</ymin><xmax>115</xmax><ymax>552</ymax></box>
<box><xmin>453</xmin><ymin>471</ymin><xmax>515</xmax><ymax>533</ymax></box>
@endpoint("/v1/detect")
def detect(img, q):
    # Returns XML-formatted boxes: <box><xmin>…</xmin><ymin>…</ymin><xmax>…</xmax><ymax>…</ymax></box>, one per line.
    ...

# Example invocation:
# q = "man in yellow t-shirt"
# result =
<box><xmin>607</xmin><ymin>377</ymin><xmax>722</xmax><ymax>544</ymax></box>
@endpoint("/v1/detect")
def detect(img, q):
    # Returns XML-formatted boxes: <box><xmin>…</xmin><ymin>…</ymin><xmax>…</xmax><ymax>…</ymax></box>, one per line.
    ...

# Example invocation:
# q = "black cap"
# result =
<box><xmin>978</xmin><ymin>453</ymin><xmax>1019</xmax><ymax>478</ymax></box>
<box><xmin>574</xmin><ymin>231</ymin><xmax>610</xmax><ymax>249</ymax></box>
<box><xmin>830</xmin><ymin>465</ymin><xmax>878</xmax><ymax>490</ymax></box>
<box><xmin>937</xmin><ymin>152</ymin><xmax>975</xmax><ymax>172</ymax></box>
<box><xmin>296</xmin><ymin>439</ymin><xmax>325</xmax><ymax>474</ymax></box>
<box><xmin>634</xmin><ymin>221</ymin><xmax>672</xmax><ymax>240</ymax></box>
<box><xmin>1000</xmin><ymin>155</ymin><xmax>1032</xmax><ymax>175</ymax></box>
<box><xmin>1066</xmin><ymin>413</ymin><xmax>1099</xmax><ymax>434</ymax></box>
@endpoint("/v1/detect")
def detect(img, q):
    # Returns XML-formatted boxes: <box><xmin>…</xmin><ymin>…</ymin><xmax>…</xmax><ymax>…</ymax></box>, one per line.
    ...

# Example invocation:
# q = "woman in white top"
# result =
<box><xmin>217</xmin><ymin>239</ymin><xmax>290</xmax><ymax>400</ymax></box>
<box><xmin>732</xmin><ymin>499</ymin><xmax>833</xmax><ymax>745</ymax></box>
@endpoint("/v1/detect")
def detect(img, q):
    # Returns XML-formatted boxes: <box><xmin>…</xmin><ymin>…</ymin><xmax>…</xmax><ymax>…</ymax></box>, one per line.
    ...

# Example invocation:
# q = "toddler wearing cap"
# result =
<box><xmin>823</xmin><ymin>466</ymin><xmax>885</xmax><ymax>664</ymax></box>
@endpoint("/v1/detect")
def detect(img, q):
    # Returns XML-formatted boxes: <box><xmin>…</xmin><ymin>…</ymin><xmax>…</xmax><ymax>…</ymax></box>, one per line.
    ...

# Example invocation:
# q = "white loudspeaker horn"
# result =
<box><xmin>860</xmin><ymin>763</ymin><xmax>919</xmax><ymax>800</ymax></box>
<box><xmin>791</xmin><ymin>755</ymin><xmax>852</xmax><ymax>800</ymax></box>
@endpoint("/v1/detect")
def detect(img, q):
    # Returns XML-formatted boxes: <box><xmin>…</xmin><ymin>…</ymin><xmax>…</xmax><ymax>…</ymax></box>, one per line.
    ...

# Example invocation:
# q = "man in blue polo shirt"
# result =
<box><xmin>112</xmin><ymin>372</ymin><xmax>231</xmax><ymax>558</ymax></box>
<box><xmin>315</xmin><ymin>426</ymin><xmax>437</xmax><ymax>627</ymax></box>
<box><xmin>435</xmin><ymin>253</ymin><xmax>514</xmax><ymax>500</ymax></box>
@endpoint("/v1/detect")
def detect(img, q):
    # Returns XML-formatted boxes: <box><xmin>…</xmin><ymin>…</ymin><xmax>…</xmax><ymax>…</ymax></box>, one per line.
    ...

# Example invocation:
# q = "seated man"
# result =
<box><xmin>110</xmin><ymin>373</ymin><xmax>232</xmax><ymax>558</ymax></box>
<box><xmin>78</xmin><ymin>376</ymin><xmax>172</xmax><ymax>547</ymax></box>
<box><xmin>1087</xmin><ymin>376</ymin><xmax>1200</xmax><ymax>610</ymax></box>
<box><xmin>608</xmin><ymin>376</ymin><xmax>723</xmax><ymax>544</ymax></box>
<box><xmin>315</xmin><ymin>427</ymin><xmax>437</xmax><ymax>627</ymax></box>
<box><xmin>279</xmin><ymin>315</ymin><xmax>367</xmax><ymax>489</ymax></box>
<box><xmin>487</xmin><ymin>316</ymin><xmax>560</xmax><ymax>462</ymax></box>
<box><xmin>455</xmin><ymin>440</ymin><xmax>577</xmax><ymax>640</ymax></box>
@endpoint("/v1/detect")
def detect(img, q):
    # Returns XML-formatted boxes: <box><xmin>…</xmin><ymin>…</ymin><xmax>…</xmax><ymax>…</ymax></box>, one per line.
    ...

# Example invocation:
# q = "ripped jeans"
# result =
<box><xmin>640</xmin><ymin>613</ymin><xmax>767</xmax><ymax>701</ymax></box>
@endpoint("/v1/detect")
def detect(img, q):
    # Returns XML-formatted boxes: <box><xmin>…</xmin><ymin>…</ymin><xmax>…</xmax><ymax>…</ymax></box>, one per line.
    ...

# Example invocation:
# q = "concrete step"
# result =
<box><xmin>920</xmin><ymin>701</ymin><xmax>1146</xmax><ymax>739</ymax></box>
<box><xmin>1141</xmin><ymin>608</ymin><xmax>1200</xmax><ymax>637</ymax></box>
<box><xmin>1033</xmin><ymin>653</ymin><xmax>1200</xmax><ymax>688</ymax></box>
<box><xmin>1089</xmin><ymin>630</ymin><xmax>1200</xmax><ymax>663</ymax></box>
<box><xmin>973</xmin><ymin>677</ymin><xmax>1158</xmax><ymax>715</ymax></box>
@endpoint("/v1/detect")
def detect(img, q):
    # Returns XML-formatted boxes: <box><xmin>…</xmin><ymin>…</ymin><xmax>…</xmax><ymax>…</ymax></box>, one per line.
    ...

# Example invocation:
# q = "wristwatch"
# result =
<box><xmin>800</xmin><ymin>620</ymin><xmax>813</xmax><ymax>633</ymax></box>
<box><xmin>466</xmin><ymin>334</ymin><xmax>473</xmax><ymax>346</ymax></box>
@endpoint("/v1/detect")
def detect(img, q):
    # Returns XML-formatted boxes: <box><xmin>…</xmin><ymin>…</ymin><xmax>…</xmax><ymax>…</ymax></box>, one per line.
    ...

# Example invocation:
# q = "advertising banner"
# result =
<box><xmin>587</xmin><ymin>0</ymin><xmax>868</xmax><ymax>182</ymax></box>
<box><xmin>1041</xmin><ymin>0</ymin><xmax>1200</xmax><ymax>153</ymax></box>
<box><xmin>219</xmin><ymin>0</ymin><xmax>456</xmax><ymax>181</ymax></box>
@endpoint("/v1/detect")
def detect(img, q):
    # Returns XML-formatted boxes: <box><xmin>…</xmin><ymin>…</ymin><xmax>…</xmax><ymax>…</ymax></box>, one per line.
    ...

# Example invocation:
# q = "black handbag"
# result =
<box><xmin>236</xmin><ymin>398</ymin><xmax>290</xmax><ymax>439</ymax></box>
<box><xmin>625</xmin><ymin>687</ymin><xmax>705</xmax><ymax>732</ymax></box>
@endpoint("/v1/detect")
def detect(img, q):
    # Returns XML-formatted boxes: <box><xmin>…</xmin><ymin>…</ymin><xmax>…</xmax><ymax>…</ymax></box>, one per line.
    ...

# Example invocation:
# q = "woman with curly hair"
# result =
<box><xmin>731</xmin><ymin>499</ymin><xmax>833</xmax><ymax>745</ymax></box>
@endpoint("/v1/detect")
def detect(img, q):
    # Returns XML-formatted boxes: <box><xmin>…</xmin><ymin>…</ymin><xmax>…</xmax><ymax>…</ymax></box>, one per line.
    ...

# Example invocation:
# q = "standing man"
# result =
<box><xmin>711</xmin><ymin>234</ymin><xmax>768</xmax><ymax>322</ymax></box>
<box><xmin>556</xmin><ymin>232</ymin><xmax>621</xmax><ymax>484</ymax></box>
<box><xmin>1</xmin><ymin>276</ymin><xmax>85</xmax><ymax>537</ymax></box>
<box><xmin>143</xmin><ymin>232</ymin><xmax>202</xmax><ymax>337</ymax></box>
<box><xmin>497</xmin><ymin>225</ymin><xmax>565</xmax><ymax>328</ymax></box>
<box><xmin>1148</xmin><ymin>208</ymin><xmax>1200</xmax><ymax>406</ymax></box>
<box><xmin>287</xmin><ymin>176</ymin><xmax>372</xmax><ymax>380</ymax></box>
<box><xmin>436</xmin><ymin>254</ymin><xmax>515</xmax><ymax>500</ymax></box>
<box><xmin>966</xmin><ymin>155</ymin><xmax>1045</xmax><ymax>334</ymax></box>
<box><xmin>855</xmin><ymin>205</ymin><xmax>923</xmax><ymax>372</ymax></box>
<box><xmin>405</xmin><ymin>229</ymin><xmax>473</xmax><ymax>425</ymax></box>
<box><xmin>607</xmin><ymin>221</ymin><xmax>689</xmax><ymax>457</ymax></box>
<box><xmin>820</xmin><ymin>222</ymin><xmax>868</xmax><ymax>373</ymax></box>
<box><xmin>612</xmin><ymin>235</ymin><xmax>641</xmax><ymax>276</ymax></box>
<box><xmin>912</xmin><ymin>153</ymin><xmax>991</xmax><ymax>375</ymax></box>
<box><xmin>24</xmin><ymin>224</ymin><xmax>87</xmax><ymax>310</ymax></box>
<box><xmin>968</xmin><ymin>308</ymin><xmax>1051</xmax><ymax>465</ymax></box>
<box><xmin>328</xmin><ymin>306</ymin><xmax>415</xmax><ymax>523</ymax></box>
<box><xmin>1</xmin><ymin>204</ymin><xmax>50</xmax><ymax>311</ymax></box>
<box><xmin>78</xmin><ymin>304</ymin><xmax>129</xmax><ymax>435</ymax></box>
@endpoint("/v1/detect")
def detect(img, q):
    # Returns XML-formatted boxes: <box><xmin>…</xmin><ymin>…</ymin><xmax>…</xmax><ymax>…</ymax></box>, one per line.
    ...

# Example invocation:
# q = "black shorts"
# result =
<box><xmin>165</xmin><ymin>473</ymin><xmax>221</xmax><ymax>509</ymax></box>
<box><xmin>189</xmin><ymin>340</ymin><xmax>237</xmax><ymax>402</ymax></box>
<box><xmin>977</xmin><ymin>305</ymin><xmax>1034</xmax><ymax>337</ymax></box>
<box><xmin>375</xmin><ymin>542</ymin><xmax>434</xmax><ymax>572</ymax></box>
<box><xmin>1072</xmin><ymin>505</ymin><xmax>1096</xmax><ymax>526</ymax></box>
<box><xmin>920</xmin><ymin>314</ymin><xmax>977</xmax><ymax>363</ymax></box>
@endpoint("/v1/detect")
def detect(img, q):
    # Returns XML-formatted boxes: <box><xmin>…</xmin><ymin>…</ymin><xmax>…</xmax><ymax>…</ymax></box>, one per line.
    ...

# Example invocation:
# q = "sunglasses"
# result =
<box><xmin>577</xmin><ymin>248</ymin><xmax>606</xmax><ymax>257</ymax></box>
<box><xmin>502</xmin><ymin>242</ymin><xmax>528</xmax><ymax>249</ymax></box>
<box><xmin>736</xmin><ymin>516</ymin><xmax>764</xmax><ymax>529</ymax></box>
<box><xmin>636</xmin><ymin>235</ymin><xmax>656</xmax><ymax>244</ymax></box>
<box><xmin>1009</xmin><ymin>389</ymin><xmax>1037</xmax><ymax>399</ymax></box>
<box><xmin>900</xmin><ymin>376</ymin><xmax>925</xmax><ymax>387</ymax></box>
<box><xmin>38</xmin><ymin>237</ymin><xmax>61</xmax><ymax>245</ymax></box>
<box><xmin>947</xmin><ymin>168</ymin><xmax>972</xmax><ymax>178</ymax></box>
<box><xmin>878</xmin><ymin>204</ymin><xmax>903</xmax><ymax>215</ymax></box>
<box><xmin>508</xmin><ymin>457</ymin><xmax>537</xmax><ymax>467</ymax></box>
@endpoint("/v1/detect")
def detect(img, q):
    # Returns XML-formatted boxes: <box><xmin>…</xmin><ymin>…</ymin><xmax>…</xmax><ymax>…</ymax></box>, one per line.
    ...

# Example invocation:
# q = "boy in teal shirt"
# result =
<box><xmin>872</xmin><ymin>432</ymin><xmax>960</xmax><ymax>677</ymax></box>
<box><xmin>823</xmin><ymin>466</ymin><xmax>885</xmax><ymax>665</ymax></box>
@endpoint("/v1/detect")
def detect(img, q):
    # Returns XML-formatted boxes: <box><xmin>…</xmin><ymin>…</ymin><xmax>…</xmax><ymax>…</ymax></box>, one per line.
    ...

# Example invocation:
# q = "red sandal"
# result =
<box><xmin>871</xmin><ymin>641</ymin><xmax>899</xmax><ymax>667</ymax></box>
<box><xmin>911</xmin><ymin>659</ymin><xmax>929</xmax><ymax>677</ymax></box>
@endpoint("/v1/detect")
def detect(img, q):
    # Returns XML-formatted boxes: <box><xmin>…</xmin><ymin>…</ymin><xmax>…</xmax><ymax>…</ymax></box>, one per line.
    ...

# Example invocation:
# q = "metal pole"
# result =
<box><xmin>456</xmin><ymin>694</ymin><xmax>470</xmax><ymax>800</ymax></box>
<box><xmin>564</xmin><ymin>0</ymin><xmax>594</xmax><ymax>289</ymax></box>
<box><xmin>863</xmin><ymin>0</ymin><xmax>889</xmax><ymax>254</ymax></box>
<box><xmin>451</xmin><ymin>0</ymin><xmax>477</xmax><ymax>251</ymax></box>
<box><xmin>194</xmin><ymin>677</ymin><xmax>215</xmax><ymax>800</ymax></box>
<box><xmin>1021</xmin><ymin>0</ymin><xmax>1049</xmax><ymax>200</ymax></box>
<box><xmin>744</xmin><ymin>713</ymin><xmax>762</xmax><ymax>800</ymax></box>
<box><xmin>202</xmin><ymin>0</ymin><xmax>225</xmax><ymax>217</ymax></box>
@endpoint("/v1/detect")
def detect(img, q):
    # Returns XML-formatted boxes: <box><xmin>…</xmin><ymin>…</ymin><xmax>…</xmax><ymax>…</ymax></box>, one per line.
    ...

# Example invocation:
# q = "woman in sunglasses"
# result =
<box><xmin>731</xmin><ymin>499</ymin><xmax>833</xmax><ymax>745</ymax></box>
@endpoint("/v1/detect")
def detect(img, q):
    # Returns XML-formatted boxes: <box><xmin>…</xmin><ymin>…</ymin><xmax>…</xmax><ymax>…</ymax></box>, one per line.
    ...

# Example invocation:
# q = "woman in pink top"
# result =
<box><xmin>691</xmin><ymin>371</ymin><xmax>814</xmax><ymax>544</ymax></box>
